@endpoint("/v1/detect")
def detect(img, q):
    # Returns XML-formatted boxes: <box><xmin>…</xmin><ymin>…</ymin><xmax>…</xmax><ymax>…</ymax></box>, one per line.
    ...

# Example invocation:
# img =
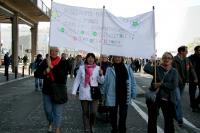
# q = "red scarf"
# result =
<box><xmin>85</xmin><ymin>64</ymin><xmax>96</xmax><ymax>87</ymax></box>
<box><xmin>49</xmin><ymin>56</ymin><xmax>60</xmax><ymax>81</ymax></box>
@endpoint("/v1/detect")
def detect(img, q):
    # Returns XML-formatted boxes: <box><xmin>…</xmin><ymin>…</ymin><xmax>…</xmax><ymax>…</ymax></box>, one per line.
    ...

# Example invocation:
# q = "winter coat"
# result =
<box><xmin>102</xmin><ymin>64</ymin><xmax>137</xmax><ymax>106</ymax></box>
<box><xmin>72</xmin><ymin>65</ymin><xmax>104</xmax><ymax>101</ymax></box>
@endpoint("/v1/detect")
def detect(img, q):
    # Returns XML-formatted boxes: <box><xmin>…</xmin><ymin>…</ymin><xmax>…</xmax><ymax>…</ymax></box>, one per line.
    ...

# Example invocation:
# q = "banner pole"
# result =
<box><xmin>48</xmin><ymin>0</ymin><xmax>53</xmax><ymax>55</ymax></box>
<box><xmin>153</xmin><ymin>6</ymin><xmax>157</xmax><ymax>84</ymax></box>
<box><xmin>100</xmin><ymin>5</ymin><xmax>105</xmax><ymax>66</ymax></box>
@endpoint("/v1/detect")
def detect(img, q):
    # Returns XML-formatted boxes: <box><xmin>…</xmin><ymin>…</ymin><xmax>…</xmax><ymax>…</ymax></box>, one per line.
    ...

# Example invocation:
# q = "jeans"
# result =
<box><xmin>43</xmin><ymin>94</ymin><xmax>64</xmax><ymax>128</ymax></box>
<box><xmin>81</xmin><ymin>100</ymin><xmax>98</xmax><ymax>132</ymax></box>
<box><xmin>175</xmin><ymin>87</ymin><xmax>184</xmax><ymax>122</ymax></box>
<box><xmin>110</xmin><ymin>104</ymin><xmax>128</xmax><ymax>133</ymax></box>
<box><xmin>35</xmin><ymin>78</ymin><xmax>43</xmax><ymax>90</ymax></box>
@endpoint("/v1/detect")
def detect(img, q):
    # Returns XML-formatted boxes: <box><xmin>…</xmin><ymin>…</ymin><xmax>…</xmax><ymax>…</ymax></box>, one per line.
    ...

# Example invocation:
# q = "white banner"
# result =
<box><xmin>102</xmin><ymin>11</ymin><xmax>155</xmax><ymax>58</ymax></box>
<box><xmin>50</xmin><ymin>2</ymin><xmax>155</xmax><ymax>58</ymax></box>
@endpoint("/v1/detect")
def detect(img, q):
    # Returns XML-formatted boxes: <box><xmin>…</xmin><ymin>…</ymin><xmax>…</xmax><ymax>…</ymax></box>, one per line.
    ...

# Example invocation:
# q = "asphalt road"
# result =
<box><xmin>0</xmin><ymin>73</ymin><xmax>200</xmax><ymax>133</ymax></box>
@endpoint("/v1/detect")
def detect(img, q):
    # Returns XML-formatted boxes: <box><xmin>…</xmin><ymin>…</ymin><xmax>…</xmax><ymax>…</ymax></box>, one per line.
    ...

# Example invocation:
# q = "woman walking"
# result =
<box><xmin>72</xmin><ymin>53</ymin><xmax>104</xmax><ymax>133</ymax></box>
<box><xmin>144</xmin><ymin>52</ymin><xmax>178</xmax><ymax>133</ymax></box>
<box><xmin>103</xmin><ymin>56</ymin><xmax>137</xmax><ymax>133</ymax></box>
<box><xmin>40</xmin><ymin>47</ymin><xmax>69</xmax><ymax>133</ymax></box>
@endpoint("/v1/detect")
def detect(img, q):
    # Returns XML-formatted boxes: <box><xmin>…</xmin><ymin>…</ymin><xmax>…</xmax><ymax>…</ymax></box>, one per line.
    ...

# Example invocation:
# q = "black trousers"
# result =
<box><xmin>5</xmin><ymin>65</ymin><xmax>9</xmax><ymax>76</ymax></box>
<box><xmin>110</xmin><ymin>104</ymin><xmax>128</xmax><ymax>133</ymax></box>
<box><xmin>189</xmin><ymin>82</ymin><xmax>200</xmax><ymax>109</ymax></box>
<box><xmin>146</xmin><ymin>99</ymin><xmax>175</xmax><ymax>133</ymax></box>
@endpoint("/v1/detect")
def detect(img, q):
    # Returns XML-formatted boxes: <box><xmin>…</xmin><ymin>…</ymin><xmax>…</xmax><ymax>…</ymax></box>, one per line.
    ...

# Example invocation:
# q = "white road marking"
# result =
<box><xmin>183</xmin><ymin>118</ymin><xmax>200</xmax><ymax>132</ymax></box>
<box><xmin>131</xmin><ymin>99</ymin><xmax>164</xmax><ymax>133</ymax></box>
<box><xmin>133</xmin><ymin>99</ymin><xmax>200</xmax><ymax>132</ymax></box>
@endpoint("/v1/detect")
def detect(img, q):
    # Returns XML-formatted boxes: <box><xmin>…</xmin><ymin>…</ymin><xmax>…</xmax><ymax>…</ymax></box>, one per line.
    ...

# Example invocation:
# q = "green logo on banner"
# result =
<box><xmin>52</xmin><ymin>11</ymin><xmax>59</xmax><ymax>19</ymax></box>
<box><xmin>80</xmin><ymin>31</ymin><xmax>84</xmax><ymax>35</ymax></box>
<box><xmin>60</xmin><ymin>27</ymin><xmax>65</xmax><ymax>32</ymax></box>
<box><xmin>132</xmin><ymin>21</ymin><xmax>139</xmax><ymax>27</ymax></box>
<box><xmin>92</xmin><ymin>32</ymin><xmax>97</xmax><ymax>36</ymax></box>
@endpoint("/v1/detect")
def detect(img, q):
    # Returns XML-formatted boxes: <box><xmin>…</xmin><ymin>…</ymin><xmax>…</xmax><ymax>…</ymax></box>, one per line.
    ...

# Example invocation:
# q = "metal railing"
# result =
<box><xmin>30</xmin><ymin>0</ymin><xmax>50</xmax><ymax>17</ymax></box>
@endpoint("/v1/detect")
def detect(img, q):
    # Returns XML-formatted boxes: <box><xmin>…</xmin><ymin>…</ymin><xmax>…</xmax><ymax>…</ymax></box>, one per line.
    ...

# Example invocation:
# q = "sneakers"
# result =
<box><xmin>47</xmin><ymin>124</ymin><xmax>53</xmax><ymax>133</ymax></box>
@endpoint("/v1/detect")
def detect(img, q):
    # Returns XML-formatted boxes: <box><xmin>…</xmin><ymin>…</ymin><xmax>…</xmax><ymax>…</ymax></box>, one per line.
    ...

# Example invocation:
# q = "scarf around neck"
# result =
<box><xmin>85</xmin><ymin>64</ymin><xmax>96</xmax><ymax>87</ymax></box>
<box><xmin>49</xmin><ymin>56</ymin><xmax>60</xmax><ymax>81</ymax></box>
<box><xmin>161</xmin><ymin>64</ymin><xmax>172</xmax><ymax>71</ymax></box>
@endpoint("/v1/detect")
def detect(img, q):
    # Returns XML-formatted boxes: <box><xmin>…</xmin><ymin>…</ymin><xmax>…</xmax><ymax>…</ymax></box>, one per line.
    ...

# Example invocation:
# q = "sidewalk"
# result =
<box><xmin>0</xmin><ymin>64</ymin><xmax>31</xmax><ymax>85</ymax></box>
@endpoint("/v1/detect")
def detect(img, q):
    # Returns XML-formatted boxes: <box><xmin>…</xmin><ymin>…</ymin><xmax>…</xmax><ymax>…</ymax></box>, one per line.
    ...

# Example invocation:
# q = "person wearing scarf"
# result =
<box><xmin>103</xmin><ymin>56</ymin><xmax>137</xmax><ymax>133</ymax></box>
<box><xmin>40</xmin><ymin>47</ymin><xmax>67</xmax><ymax>133</ymax></box>
<box><xmin>144</xmin><ymin>52</ymin><xmax>179</xmax><ymax>133</ymax></box>
<box><xmin>72</xmin><ymin>53</ymin><xmax>104</xmax><ymax>133</ymax></box>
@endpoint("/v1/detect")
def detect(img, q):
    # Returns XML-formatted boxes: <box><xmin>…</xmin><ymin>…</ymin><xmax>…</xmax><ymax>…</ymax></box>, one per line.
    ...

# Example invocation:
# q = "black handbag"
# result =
<box><xmin>51</xmin><ymin>83</ymin><xmax>68</xmax><ymax>104</ymax></box>
<box><xmin>90</xmin><ymin>86</ymin><xmax>102</xmax><ymax>100</ymax></box>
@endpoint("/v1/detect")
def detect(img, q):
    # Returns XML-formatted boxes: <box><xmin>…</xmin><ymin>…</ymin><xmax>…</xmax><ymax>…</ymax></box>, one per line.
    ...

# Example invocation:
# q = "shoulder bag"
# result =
<box><xmin>90</xmin><ymin>86</ymin><xmax>102</xmax><ymax>100</ymax></box>
<box><xmin>51</xmin><ymin>83</ymin><xmax>68</xmax><ymax>104</ymax></box>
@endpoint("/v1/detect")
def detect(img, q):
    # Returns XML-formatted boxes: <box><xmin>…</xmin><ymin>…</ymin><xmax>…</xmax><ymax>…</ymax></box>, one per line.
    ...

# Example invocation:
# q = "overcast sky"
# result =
<box><xmin>41</xmin><ymin>0</ymin><xmax>200</xmax><ymax>56</ymax></box>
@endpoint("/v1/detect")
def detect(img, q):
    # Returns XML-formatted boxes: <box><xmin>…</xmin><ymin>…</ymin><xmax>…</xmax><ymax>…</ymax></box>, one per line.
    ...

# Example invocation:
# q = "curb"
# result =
<box><xmin>0</xmin><ymin>76</ymin><xmax>32</xmax><ymax>86</ymax></box>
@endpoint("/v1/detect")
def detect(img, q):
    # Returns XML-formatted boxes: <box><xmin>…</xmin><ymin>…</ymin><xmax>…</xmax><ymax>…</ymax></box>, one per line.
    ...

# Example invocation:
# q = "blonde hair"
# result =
<box><xmin>50</xmin><ymin>46</ymin><xmax>59</xmax><ymax>52</ymax></box>
<box><xmin>162</xmin><ymin>52</ymin><xmax>173</xmax><ymax>59</ymax></box>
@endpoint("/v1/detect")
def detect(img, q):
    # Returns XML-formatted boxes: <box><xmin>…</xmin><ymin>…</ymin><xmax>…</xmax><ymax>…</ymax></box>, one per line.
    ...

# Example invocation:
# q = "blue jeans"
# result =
<box><xmin>43</xmin><ymin>94</ymin><xmax>64</xmax><ymax>128</ymax></box>
<box><xmin>175</xmin><ymin>87</ymin><xmax>184</xmax><ymax>122</ymax></box>
<box><xmin>35</xmin><ymin>78</ymin><xmax>43</xmax><ymax>90</ymax></box>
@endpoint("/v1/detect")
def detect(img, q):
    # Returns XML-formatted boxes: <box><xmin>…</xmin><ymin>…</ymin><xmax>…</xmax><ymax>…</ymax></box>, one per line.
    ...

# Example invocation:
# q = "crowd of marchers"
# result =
<box><xmin>5</xmin><ymin>45</ymin><xmax>199</xmax><ymax>133</ymax></box>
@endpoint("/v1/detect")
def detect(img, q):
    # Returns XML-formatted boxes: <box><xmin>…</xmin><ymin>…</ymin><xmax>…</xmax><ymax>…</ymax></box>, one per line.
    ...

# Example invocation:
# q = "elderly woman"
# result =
<box><xmin>39</xmin><ymin>47</ymin><xmax>69</xmax><ymax>133</ymax></box>
<box><xmin>103</xmin><ymin>56</ymin><xmax>137</xmax><ymax>133</ymax></box>
<box><xmin>144</xmin><ymin>52</ymin><xmax>179</xmax><ymax>133</ymax></box>
<box><xmin>72</xmin><ymin>53</ymin><xmax>104</xmax><ymax>133</ymax></box>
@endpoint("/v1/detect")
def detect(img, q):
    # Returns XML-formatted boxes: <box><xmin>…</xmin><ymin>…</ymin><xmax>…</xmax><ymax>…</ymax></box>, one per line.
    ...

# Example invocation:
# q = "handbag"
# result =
<box><xmin>90</xmin><ymin>86</ymin><xmax>102</xmax><ymax>100</ymax></box>
<box><xmin>51</xmin><ymin>83</ymin><xmax>68</xmax><ymax>104</ymax></box>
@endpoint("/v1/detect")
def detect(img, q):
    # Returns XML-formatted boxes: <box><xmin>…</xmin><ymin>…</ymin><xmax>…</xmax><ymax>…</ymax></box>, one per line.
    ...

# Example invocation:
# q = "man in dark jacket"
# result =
<box><xmin>4</xmin><ymin>52</ymin><xmax>11</xmax><ymax>77</ymax></box>
<box><xmin>188</xmin><ymin>45</ymin><xmax>200</xmax><ymax>112</ymax></box>
<box><xmin>172</xmin><ymin>46</ymin><xmax>197</xmax><ymax>126</ymax></box>
<box><xmin>33</xmin><ymin>54</ymin><xmax>43</xmax><ymax>91</ymax></box>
